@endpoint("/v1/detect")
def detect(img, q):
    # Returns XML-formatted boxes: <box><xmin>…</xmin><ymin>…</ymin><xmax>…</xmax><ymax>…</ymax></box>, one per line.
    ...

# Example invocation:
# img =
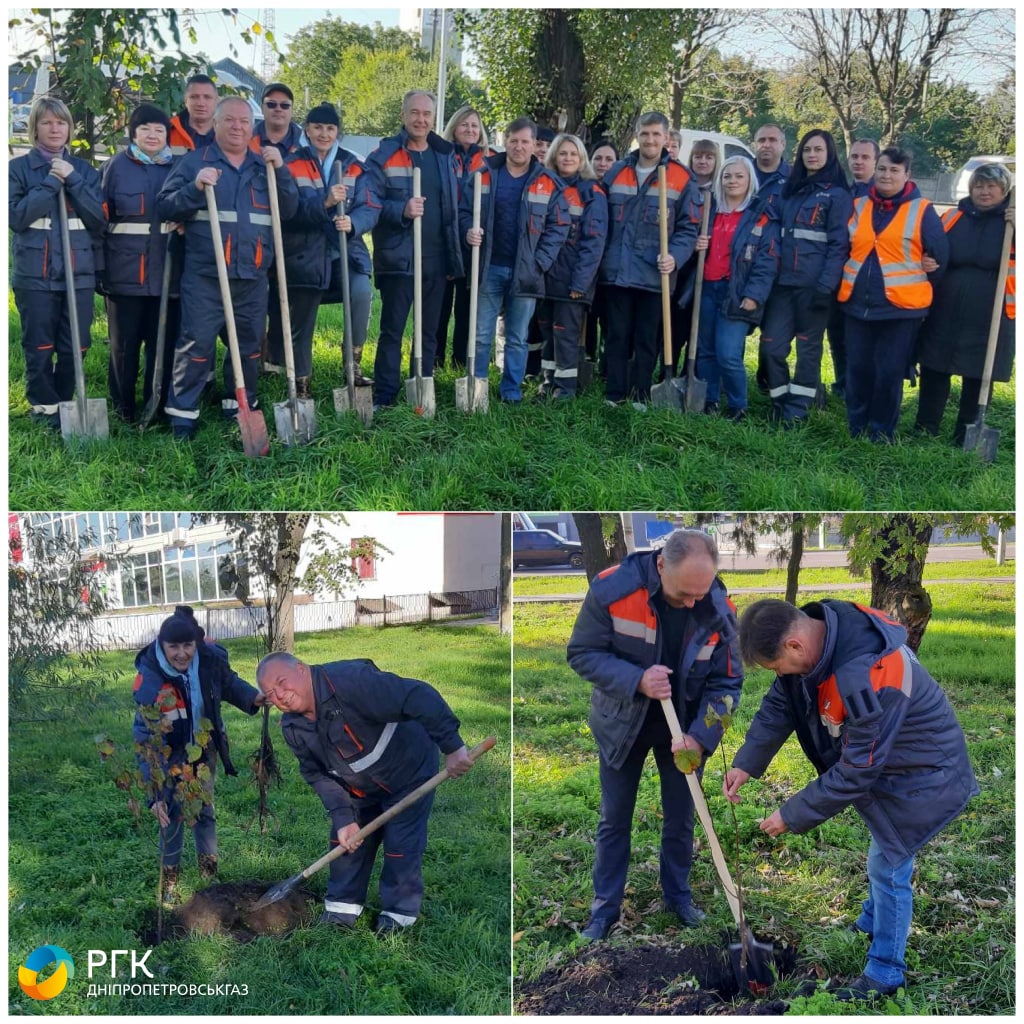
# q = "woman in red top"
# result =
<box><xmin>694</xmin><ymin>156</ymin><xmax>780</xmax><ymax>421</ymax></box>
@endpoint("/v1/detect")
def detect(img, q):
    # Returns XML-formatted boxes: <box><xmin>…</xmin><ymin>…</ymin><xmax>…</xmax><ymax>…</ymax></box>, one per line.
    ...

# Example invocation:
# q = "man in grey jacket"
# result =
<box><xmin>727</xmin><ymin>598</ymin><xmax>979</xmax><ymax>1001</ymax></box>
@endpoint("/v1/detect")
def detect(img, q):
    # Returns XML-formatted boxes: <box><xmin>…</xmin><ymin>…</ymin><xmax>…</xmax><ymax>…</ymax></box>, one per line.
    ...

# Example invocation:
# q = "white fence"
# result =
<box><xmin>83</xmin><ymin>589</ymin><xmax>499</xmax><ymax>652</ymax></box>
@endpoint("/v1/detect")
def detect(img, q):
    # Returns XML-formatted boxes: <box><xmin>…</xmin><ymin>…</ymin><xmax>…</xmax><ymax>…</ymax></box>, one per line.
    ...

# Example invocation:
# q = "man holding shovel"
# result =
<box><xmin>256</xmin><ymin>652</ymin><xmax>474</xmax><ymax>933</ymax></box>
<box><xmin>727</xmin><ymin>598</ymin><xmax>980</xmax><ymax>1001</ymax></box>
<box><xmin>567</xmin><ymin>530</ymin><xmax>743</xmax><ymax>940</ymax></box>
<box><xmin>157</xmin><ymin>97</ymin><xmax>299</xmax><ymax>440</ymax></box>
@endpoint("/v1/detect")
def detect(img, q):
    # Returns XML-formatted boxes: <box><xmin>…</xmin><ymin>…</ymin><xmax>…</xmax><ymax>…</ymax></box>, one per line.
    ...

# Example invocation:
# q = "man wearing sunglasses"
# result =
<box><xmin>252</xmin><ymin>82</ymin><xmax>302</xmax><ymax>158</ymax></box>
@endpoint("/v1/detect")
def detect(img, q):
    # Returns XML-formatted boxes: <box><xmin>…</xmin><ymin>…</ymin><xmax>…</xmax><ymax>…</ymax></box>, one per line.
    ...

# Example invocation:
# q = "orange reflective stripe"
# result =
<box><xmin>941</xmin><ymin>209</ymin><xmax>963</xmax><ymax>231</ymax></box>
<box><xmin>1005</xmin><ymin>254</ymin><xmax>1015</xmax><ymax>319</ymax></box>
<box><xmin>817</xmin><ymin>647</ymin><xmax>913</xmax><ymax>739</ymax></box>
<box><xmin>608</xmin><ymin>589</ymin><xmax>657</xmax><ymax>645</ymax></box>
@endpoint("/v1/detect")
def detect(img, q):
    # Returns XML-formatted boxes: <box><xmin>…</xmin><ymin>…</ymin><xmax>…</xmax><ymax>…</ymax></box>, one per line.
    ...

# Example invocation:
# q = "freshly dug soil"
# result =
<box><xmin>516</xmin><ymin>940</ymin><xmax>795</xmax><ymax>1016</ymax></box>
<box><xmin>142</xmin><ymin>881</ymin><xmax>315</xmax><ymax>944</ymax></box>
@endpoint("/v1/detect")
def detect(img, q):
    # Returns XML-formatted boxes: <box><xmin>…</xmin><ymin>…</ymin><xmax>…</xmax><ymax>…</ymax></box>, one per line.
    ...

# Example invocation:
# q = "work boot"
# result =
<box><xmin>831</xmin><ymin>973</ymin><xmax>901</xmax><ymax>1002</ymax></box>
<box><xmin>671</xmin><ymin>902</ymin><xmax>707</xmax><ymax>927</ymax></box>
<box><xmin>580</xmin><ymin>915</ymin><xmax>616</xmax><ymax>942</ymax></box>
<box><xmin>374</xmin><ymin>914</ymin><xmax>409</xmax><ymax>936</ymax></box>
<box><xmin>198</xmin><ymin>854</ymin><xmax>218</xmax><ymax>879</ymax></box>
<box><xmin>319</xmin><ymin>910</ymin><xmax>360</xmax><ymax>929</ymax></box>
<box><xmin>161</xmin><ymin>865</ymin><xmax>181</xmax><ymax>904</ymax></box>
<box><xmin>295</xmin><ymin>377</ymin><xmax>312</xmax><ymax>400</ymax></box>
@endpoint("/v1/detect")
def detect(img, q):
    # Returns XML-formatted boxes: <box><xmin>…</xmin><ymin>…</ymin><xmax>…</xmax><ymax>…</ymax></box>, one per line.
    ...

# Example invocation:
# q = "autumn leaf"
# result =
<box><xmin>673</xmin><ymin>748</ymin><xmax>702</xmax><ymax>774</ymax></box>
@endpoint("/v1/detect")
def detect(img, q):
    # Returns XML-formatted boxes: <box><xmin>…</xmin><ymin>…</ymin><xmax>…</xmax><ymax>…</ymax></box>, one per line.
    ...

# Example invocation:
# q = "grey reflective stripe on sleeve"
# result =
<box><xmin>348</xmin><ymin>721</ymin><xmax>397</xmax><ymax>773</ymax></box>
<box><xmin>250</xmin><ymin>213</ymin><xmax>272</xmax><ymax>225</ymax></box>
<box><xmin>195</xmin><ymin>210</ymin><xmax>239</xmax><ymax>222</ymax></box>
<box><xmin>610</xmin><ymin>615</ymin><xmax>657</xmax><ymax>643</ymax></box>
<box><xmin>895</xmin><ymin>646</ymin><xmax>914</xmax><ymax>696</ymax></box>
<box><xmin>29</xmin><ymin>216</ymin><xmax>86</xmax><ymax>230</ymax></box>
<box><xmin>107</xmin><ymin>223</ymin><xmax>152</xmax><ymax>234</ymax></box>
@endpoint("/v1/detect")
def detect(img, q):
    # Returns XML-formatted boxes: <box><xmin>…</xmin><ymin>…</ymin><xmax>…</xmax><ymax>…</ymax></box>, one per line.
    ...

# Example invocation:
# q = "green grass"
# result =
<box><xmin>513</xmin><ymin>558</ymin><xmax>1015</xmax><ymax>598</ymax></box>
<box><xmin>512</xmin><ymin>581</ymin><xmax>1015</xmax><ymax>1015</ymax></box>
<box><xmin>9</xmin><ymin>625</ymin><xmax>511</xmax><ymax>1015</ymax></box>
<box><xmin>8</xmin><ymin>293</ymin><xmax>1014</xmax><ymax>510</ymax></box>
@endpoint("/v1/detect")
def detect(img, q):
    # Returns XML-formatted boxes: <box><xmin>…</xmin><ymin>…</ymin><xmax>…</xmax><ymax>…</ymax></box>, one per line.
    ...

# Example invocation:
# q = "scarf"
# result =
<box><xmin>868</xmin><ymin>181</ymin><xmax>914</xmax><ymax>213</ymax></box>
<box><xmin>155</xmin><ymin>644</ymin><xmax>204</xmax><ymax>745</ymax></box>
<box><xmin>34</xmin><ymin>143</ymin><xmax>66</xmax><ymax>162</ymax></box>
<box><xmin>130</xmin><ymin>142</ymin><xmax>174</xmax><ymax>165</ymax></box>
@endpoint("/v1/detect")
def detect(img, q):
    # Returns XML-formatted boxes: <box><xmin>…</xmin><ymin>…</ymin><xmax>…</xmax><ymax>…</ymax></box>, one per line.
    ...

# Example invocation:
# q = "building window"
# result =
<box><xmin>351</xmin><ymin>537</ymin><xmax>376</xmax><ymax>581</ymax></box>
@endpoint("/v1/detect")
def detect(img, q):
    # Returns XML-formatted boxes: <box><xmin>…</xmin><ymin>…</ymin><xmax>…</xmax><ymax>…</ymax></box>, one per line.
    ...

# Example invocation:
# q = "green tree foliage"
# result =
<box><xmin>281</xmin><ymin>17</ymin><xmax>419</xmax><ymax>119</ymax></box>
<box><xmin>9</xmin><ymin>8</ymin><xmax>275</xmax><ymax>160</ymax></box>
<box><xmin>331</xmin><ymin>45</ymin><xmax>480</xmax><ymax>137</ymax></box>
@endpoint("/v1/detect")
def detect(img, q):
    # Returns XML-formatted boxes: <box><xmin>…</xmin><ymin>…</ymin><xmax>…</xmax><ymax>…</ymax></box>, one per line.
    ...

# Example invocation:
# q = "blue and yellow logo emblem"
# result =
<box><xmin>19</xmin><ymin>944</ymin><xmax>74</xmax><ymax>1000</ymax></box>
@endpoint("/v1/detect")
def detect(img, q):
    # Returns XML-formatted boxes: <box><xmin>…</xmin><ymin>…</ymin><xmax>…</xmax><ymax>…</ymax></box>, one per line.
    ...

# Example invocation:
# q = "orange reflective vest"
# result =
<box><xmin>940</xmin><ymin>208</ymin><xmax>1015</xmax><ymax>320</ymax></box>
<box><xmin>838</xmin><ymin>195</ymin><xmax>933</xmax><ymax>309</ymax></box>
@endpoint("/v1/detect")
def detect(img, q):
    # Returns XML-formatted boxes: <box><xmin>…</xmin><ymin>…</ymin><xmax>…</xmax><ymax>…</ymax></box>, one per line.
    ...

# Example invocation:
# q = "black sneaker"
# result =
<box><xmin>580</xmin><ymin>916</ymin><xmax>615</xmax><ymax>941</ymax></box>
<box><xmin>172</xmin><ymin>425</ymin><xmax>196</xmax><ymax>442</ymax></box>
<box><xmin>832</xmin><ymin>973</ymin><xmax>901</xmax><ymax>1002</ymax></box>
<box><xmin>318</xmin><ymin>910</ymin><xmax>359</xmax><ymax>929</ymax></box>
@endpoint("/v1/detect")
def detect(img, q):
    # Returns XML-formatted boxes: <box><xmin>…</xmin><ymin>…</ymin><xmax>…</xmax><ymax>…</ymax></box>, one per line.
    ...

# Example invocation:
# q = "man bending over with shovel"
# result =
<box><xmin>567</xmin><ymin>529</ymin><xmax>743</xmax><ymax>940</ymax></box>
<box><xmin>727</xmin><ymin>599</ymin><xmax>980</xmax><ymax>1001</ymax></box>
<box><xmin>256</xmin><ymin>652</ymin><xmax>474</xmax><ymax>933</ymax></box>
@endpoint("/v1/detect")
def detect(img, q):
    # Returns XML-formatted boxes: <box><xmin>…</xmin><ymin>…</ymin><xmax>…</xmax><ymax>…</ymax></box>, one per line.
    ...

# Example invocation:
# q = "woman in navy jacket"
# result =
<box><xmin>132</xmin><ymin>606</ymin><xmax>263</xmax><ymax>899</ymax></box>
<box><xmin>536</xmin><ymin>134</ymin><xmax>608</xmax><ymax>399</ymax></box>
<box><xmin>9</xmin><ymin>97</ymin><xmax>106</xmax><ymax>428</ymax></box>
<box><xmin>693</xmin><ymin>156</ymin><xmax>780</xmax><ymax>421</ymax></box>
<box><xmin>759</xmin><ymin>129</ymin><xmax>852</xmax><ymax>425</ymax></box>
<box><xmin>100</xmin><ymin>104</ymin><xmax>180</xmax><ymax>422</ymax></box>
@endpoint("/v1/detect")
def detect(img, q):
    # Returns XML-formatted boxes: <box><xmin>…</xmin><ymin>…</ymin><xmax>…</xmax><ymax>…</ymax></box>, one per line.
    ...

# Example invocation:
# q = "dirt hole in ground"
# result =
<box><xmin>140</xmin><ymin>882</ymin><xmax>316</xmax><ymax>944</ymax></box>
<box><xmin>517</xmin><ymin>939</ymin><xmax>798</xmax><ymax>1015</ymax></box>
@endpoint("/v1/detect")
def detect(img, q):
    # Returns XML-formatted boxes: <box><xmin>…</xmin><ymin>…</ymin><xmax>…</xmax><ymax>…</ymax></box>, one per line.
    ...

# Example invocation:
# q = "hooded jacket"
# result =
<box><xmin>100</xmin><ymin>147</ymin><xmax>180</xmax><ymax>297</ymax></box>
<box><xmin>132</xmin><ymin>638</ymin><xmax>260</xmax><ymax>788</ymax></box>
<box><xmin>567</xmin><ymin>550</ymin><xmax>743</xmax><ymax>771</ymax></box>
<box><xmin>732</xmin><ymin>600</ymin><xmax>980</xmax><ymax>866</ymax></box>
<box><xmin>280</xmin><ymin>659</ymin><xmax>465</xmax><ymax>830</ymax></box>
<box><xmin>458</xmin><ymin>153</ymin><xmax>571</xmax><ymax>299</ymax></box>
<box><xmin>365</xmin><ymin>128</ymin><xmax>464</xmax><ymax>278</ymax></box>
<box><xmin>9</xmin><ymin>148</ymin><xmax>107</xmax><ymax>291</ymax></box>
<box><xmin>543</xmin><ymin>174</ymin><xmax>608</xmax><ymax>303</ymax></box>
<box><xmin>598</xmin><ymin>150</ymin><xmax>700</xmax><ymax>293</ymax></box>
<box><xmin>156</xmin><ymin>141</ymin><xmax>299</xmax><ymax>281</ymax></box>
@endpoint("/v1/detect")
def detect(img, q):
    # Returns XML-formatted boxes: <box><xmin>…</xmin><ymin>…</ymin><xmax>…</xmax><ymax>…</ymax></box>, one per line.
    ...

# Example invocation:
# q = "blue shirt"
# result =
<box><xmin>491</xmin><ymin>165</ymin><xmax>530</xmax><ymax>268</ymax></box>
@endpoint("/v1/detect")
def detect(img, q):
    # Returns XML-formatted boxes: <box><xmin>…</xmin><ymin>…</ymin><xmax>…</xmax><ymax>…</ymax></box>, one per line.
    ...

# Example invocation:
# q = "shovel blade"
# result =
<box><xmin>473</xmin><ymin>377</ymin><xmax>489</xmax><ymax>413</ymax></box>
<box><xmin>333</xmin><ymin>387</ymin><xmax>373</xmax><ymax>426</ymax></box>
<box><xmin>649</xmin><ymin>378</ymin><xmax>683</xmax><ymax>411</ymax></box>
<box><xmin>728</xmin><ymin>928</ymin><xmax>776</xmax><ymax>995</ymax></box>
<box><xmin>577</xmin><ymin>353</ymin><xmax>596</xmax><ymax>392</ymax></box>
<box><xmin>59</xmin><ymin>398</ymin><xmax>110</xmax><ymax>441</ymax></box>
<box><xmin>237</xmin><ymin>404</ymin><xmax>270</xmax><ymax>457</ymax></box>
<box><xmin>454</xmin><ymin>375</ymin><xmax>470</xmax><ymax>412</ymax></box>
<box><xmin>680</xmin><ymin>374</ymin><xmax>707</xmax><ymax>415</ymax></box>
<box><xmin>963</xmin><ymin>421</ymin><xmax>998</xmax><ymax>463</ymax></box>
<box><xmin>252</xmin><ymin>872</ymin><xmax>303</xmax><ymax>911</ymax></box>
<box><xmin>406</xmin><ymin>375</ymin><xmax>436</xmax><ymax>418</ymax></box>
<box><xmin>273</xmin><ymin>399</ymin><xmax>316</xmax><ymax>446</ymax></box>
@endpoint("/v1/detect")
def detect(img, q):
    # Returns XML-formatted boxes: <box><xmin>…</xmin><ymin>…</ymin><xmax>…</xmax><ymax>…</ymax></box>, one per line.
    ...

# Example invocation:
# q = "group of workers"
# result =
<box><xmin>10</xmin><ymin>77</ymin><xmax>1013</xmax><ymax>442</ymax></box>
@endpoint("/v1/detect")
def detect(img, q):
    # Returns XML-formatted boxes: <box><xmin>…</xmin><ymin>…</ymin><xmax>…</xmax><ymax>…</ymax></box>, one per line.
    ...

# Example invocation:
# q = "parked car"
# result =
<box><xmin>675</xmin><ymin>128</ymin><xmax>755</xmax><ymax>167</ymax></box>
<box><xmin>952</xmin><ymin>154</ymin><xmax>1015</xmax><ymax>203</ymax></box>
<box><xmin>513</xmin><ymin>529</ymin><xmax>584</xmax><ymax>569</ymax></box>
<box><xmin>11</xmin><ymin>103</ymin><xmax>32</xmax><ymax>135</ymax></box>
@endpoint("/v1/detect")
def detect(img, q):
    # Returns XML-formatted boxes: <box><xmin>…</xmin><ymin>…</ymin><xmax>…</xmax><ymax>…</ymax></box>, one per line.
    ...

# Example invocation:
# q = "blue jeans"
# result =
<box><xmin>856</xmin><ymin>839</ymin><xmax>914</xmax><ymax>988</ymax></box>
<box><xmin>160</xmin><ymin>755</ymin><xmax>217</xmax><ymax>868</ymax></box>
<box><xmin>475</xmin><ymin>263</ymin><xmax>537</xmax><ymax>401</ymax></box>
<box><xmin>695</xmin><ymin>279</ymin><xmax>750</xmax><ymax>410</ymax></box>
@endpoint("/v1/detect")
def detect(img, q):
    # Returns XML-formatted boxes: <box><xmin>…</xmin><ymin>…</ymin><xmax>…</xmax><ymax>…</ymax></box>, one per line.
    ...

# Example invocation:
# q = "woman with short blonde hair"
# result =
<box><xmin>544</xmin><ymin>133</ymin><xmax>597</xmax><ymax>181</ymax></box>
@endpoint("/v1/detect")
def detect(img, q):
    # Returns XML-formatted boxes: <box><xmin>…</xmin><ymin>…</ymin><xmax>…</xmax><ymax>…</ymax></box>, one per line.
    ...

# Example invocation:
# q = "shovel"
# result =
<box><xmin>964</xmin><ymin>188</ymin><xmax>1014</xmax><ymax>462</ymax></box>
<box><xmin>57</xmin><ymin>190</ymin><xmax>110</xmax><ymax>440</ymax></box>
<box><xmin>455</xmin><ymin>171</ymin><xmax>489</xmax><ymax>413</ymax></box>
<box><xmin>140</xmin><ymin>233</ymin><xmax>176</xmax><ymax>429</ymax></box>
<box><xmin>660</xmin><ymin>698</ymin><xmax>775</xmax><ymax>995</ymax></box>
<box><xmin>405</xmin><ymin>167</ymin><xmax>436</xmax><ymax>416</ymax></box>
<box><xmin>266</xmin><ymin>162</ymin><xmax>316</xmax><ymax>445</ymax></box>
<box><xmin>253</xmin><ymin>735</ymin><xmax>496</xmax><ymax>911</ymax></box>
<box><xmin>649</xmin><ymin>165</ymin><xmax>683</xmax><ymax>411</ymax></box>
<box><xmin>332</xmin><ymin>167</ymin><xmax>373</xmax><ymax>425</ymax></box>
<box><xmin>678</xmin><ymin>194</ymin><xmax>711</xmax><ymax>414</ymax></box>
<box><xmin>576</xmin><ymin>312</ymin><xmax>595</xmax><ymax>391</ymax></box>
<box><xmin>205</xmin><ymin>185</ymin><xmax>269</xmax><ymax>457</ymax></box>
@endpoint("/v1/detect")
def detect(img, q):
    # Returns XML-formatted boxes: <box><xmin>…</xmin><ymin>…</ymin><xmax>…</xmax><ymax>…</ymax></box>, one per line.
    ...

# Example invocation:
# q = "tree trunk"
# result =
<box><xmin>574</xmin><ymin>513</ymin><xmax>627</xmax><ymax>581</ymax></box>
<box><xmin>785</xmin><ymin>515</ymin><xmax>805</xmax><ymax>604</ymax></box>
<box><xmin>271</xmin><ymin>514</ymin><xmax>310</xmax><ymax>653</ymax></box>
<box><xmin>499</xmin><ymin>513</ymin><xmax>512</xmax><ymax>635</ymax></box>
<box><xmin>869</xmin><ymin>516</ymin><xmax>933</xmax><ymax>652</ymax></box>
<box><xmin>534</xmin><ymin>10</ymin><xmax>586</xmax><ymax>130</ymax></box>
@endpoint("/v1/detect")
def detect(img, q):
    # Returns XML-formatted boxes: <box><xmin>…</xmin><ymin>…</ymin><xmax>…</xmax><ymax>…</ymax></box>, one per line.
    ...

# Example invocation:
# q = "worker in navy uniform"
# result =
<box><xmin>257</xmin><ymin>651</ymin><xmax>474</xmax><ymax>932</ymax></box>
<box><xmin>567</xmin><ymin>529</ymin><xmax>743</xmax><ymax>940</ymax></box>
<box><xmin>157</xmin><ymin>96</ymin><xmax>299</xmax><ymax>439</ymax></box>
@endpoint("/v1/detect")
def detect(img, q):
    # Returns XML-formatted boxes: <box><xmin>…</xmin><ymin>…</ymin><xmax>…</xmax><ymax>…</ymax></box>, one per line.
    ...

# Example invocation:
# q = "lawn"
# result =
<box><xmin>8</xmin><ymin>294</ymin><xmax>1014</xmax><ymax>510</ymax></box>
<box><xmin>512</xmin><ymin>557</ymin><xmax>1016</xmax><ymax>598</ymax></box>
<box><xmin>9</xmin><ymin>624</ymin><xmax>511</xmax><ymax>1016</ymax></box>
<box><xmin>512</xmin><ymin>579</ymin><xmax>1015</xmax><ymax>1014</ymax></box>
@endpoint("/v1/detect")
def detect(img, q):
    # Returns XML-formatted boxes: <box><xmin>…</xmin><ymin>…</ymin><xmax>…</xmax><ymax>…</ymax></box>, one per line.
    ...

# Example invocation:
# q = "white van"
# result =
<box><xmin>629</xmin><ymin>128</ymin><xmax>755</xmax><ymax>168</ymax></box>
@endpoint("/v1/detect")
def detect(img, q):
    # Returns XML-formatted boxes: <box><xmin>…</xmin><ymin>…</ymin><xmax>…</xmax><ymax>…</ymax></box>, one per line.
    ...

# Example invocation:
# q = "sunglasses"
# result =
<box><xmin>264</xmin><ymin>101</ymin><xmax>292</xmax><ymax>110</ymax></box>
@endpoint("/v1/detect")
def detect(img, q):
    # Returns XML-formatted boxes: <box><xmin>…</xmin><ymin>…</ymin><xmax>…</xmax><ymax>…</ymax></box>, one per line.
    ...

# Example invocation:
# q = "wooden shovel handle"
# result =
<box><xmin>658</xmin><ymin>165</ymin><xmax>673</xmax><ymax>367</ymax></box>
<box><xmin>205</xmin><ymin>185</ymin><xmax>247</xmax><ymax>396</ymax></box>
<box><xmin>265</xmin><ymin>162</ymin><xmax>298</xmax><ymax>404</ymax></box>
<box><xmin>299</xmin><ymin>736</ymin><xmax>497</xmax><ymax>881</ymax></box>
<box><xmin>978</xmin><ymin>187</ymin><xmax>1015</xmax><ymax>405</ymax></box>
<box><xmin>687</xmin><ymin>194</ymin><xmax>713</xmax><ymax>373</ymax></box>
<box><xmin>467</xmin><ymin>171</ymin><xmax>482</xmax><ymax>379</ymax></box>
